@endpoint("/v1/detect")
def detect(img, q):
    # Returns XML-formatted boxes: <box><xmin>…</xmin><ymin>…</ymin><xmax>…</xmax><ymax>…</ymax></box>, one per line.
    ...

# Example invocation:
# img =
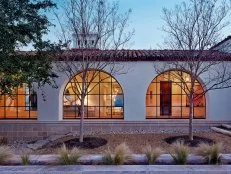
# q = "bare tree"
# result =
<box><xmin>54</xmin><ymin>0</ymin><xmax>134</xmax><ymax>142</ymax></box>
<box><xmin>158</xmin><ymin>0</ymin><xmax>231</xmax><ymax>141</ymax></box>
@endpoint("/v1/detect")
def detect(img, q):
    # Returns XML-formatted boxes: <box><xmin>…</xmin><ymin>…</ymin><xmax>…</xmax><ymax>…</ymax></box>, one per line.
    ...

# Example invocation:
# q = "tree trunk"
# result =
<box><xmin>189</xmin><ymin>89</ymin><xmax>194</xmax><ymax>141</ymax></box>
<box><xmin>79</xmin><ymin>97</ymin><xmax>84</xmax><ymax>143</ymax></box>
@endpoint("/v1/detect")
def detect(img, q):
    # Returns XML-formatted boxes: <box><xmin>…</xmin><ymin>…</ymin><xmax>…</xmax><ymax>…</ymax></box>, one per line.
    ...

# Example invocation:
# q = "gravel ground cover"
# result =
<box><xmin>11</xmin><ymin>132</ymin><xmax>231</xmax><ymax>155</ymax></box>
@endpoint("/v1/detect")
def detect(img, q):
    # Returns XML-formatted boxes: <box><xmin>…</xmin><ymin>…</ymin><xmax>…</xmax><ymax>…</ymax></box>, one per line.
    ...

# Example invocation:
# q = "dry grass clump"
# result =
<box><xmin>58</xmin><ymin>144</ymin><xmax>81</xmax><ymax>165</ymax></box>
<box><xmin>102</xmin><ymin>143</ymin><xmax>131</xmax><ymax>165</ymax></box>
<box><xmin>0</xmin><ymin>146</ymin><xmax>12</xmax><ymax>164</ymax></box>
<box><xmin>143</xmin><ymin>145</ymin><xmax>162</xmax><ymax>164</ymax></box>
<box><xmin>20</xmin><ymin>153</ymin><xmax>30</xmax><ymax>165</ymax></box>
<box><xmin>196</xmin><ymin>143</ymin><xmax>223</xmax><ymax>164</ymax></box>
<box><xmin>170</xmin><ymin>141</ymin><xmax>189</xmax><ymax>165</ymax></box>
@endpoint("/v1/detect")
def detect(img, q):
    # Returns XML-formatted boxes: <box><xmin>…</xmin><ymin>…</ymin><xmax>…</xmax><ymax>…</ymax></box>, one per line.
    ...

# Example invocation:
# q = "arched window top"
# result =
<box><xmin>146</xmin><ymin>70</ymin><xmax>206</xmax><ymax>119</ymax></box>
<box><xmin>149</xmin><ymin>70</ymin><xmax>203</xmax><ymax>85</ymax></box>
<box><xmin>63</xmin><ymin>70</ymin><xmax>124</xmax><ymax>119</ymax></box>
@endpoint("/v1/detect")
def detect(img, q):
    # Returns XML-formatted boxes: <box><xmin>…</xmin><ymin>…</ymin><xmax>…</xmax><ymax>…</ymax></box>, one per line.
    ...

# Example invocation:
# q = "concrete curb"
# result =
<box><xmin>222</xmin><ymin>124</ymin><xmax>231</xmax><ymax>129</ymax></box>
<box><xmin>1</xmin><ymin>165</ymin><xmax>231</xmax><ymax>174</ymax></box>
<box><xmin>5</xmin><ymin>154</ymin><xmax>231</xmax><ymax>165</ymax></box>
<box><xmin>211</xmin><ymin>127</ymin><xmax>231</xmax><ymax>136</ymax></box>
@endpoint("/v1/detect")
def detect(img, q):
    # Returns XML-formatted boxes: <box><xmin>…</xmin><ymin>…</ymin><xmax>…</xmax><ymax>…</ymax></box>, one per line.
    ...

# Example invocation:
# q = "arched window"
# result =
<box><xmin>146</xmin><ymin>70</ymin><xmax>206</xmax><ymax>119</ymax></box>
<box><xmin>63</xmin><ymin>70</ymin><xmax>124</xmax><ymax>119</ymax></box>
<box><xmin>0</xmin><ymin>84</ymin><xmax>37</xmax><ymax>119</ymax></box>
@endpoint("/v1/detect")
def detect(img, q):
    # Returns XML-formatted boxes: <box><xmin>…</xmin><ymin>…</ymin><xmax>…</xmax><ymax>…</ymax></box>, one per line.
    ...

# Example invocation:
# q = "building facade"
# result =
<box><xmin>1</xmin><ymin>38</ymin><xmax>231</xmax><ymax>142</ymax></box>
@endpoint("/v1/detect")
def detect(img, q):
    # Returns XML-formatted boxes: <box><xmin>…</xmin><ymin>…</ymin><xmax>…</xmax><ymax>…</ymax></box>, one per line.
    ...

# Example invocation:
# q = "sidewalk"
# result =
<box><xmin>0</xmin><ymin>165</ymin><xmax>231</xmax><ymax>174</ymax></box>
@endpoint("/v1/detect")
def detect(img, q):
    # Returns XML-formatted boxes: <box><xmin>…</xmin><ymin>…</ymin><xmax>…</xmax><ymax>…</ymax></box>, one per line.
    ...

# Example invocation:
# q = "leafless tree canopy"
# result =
<box><xmin>54</xmin><ymin>0</ymin><xmax>134</xmax><ymax>81</ymax></box>
<box><xmin>160</xmin><ymin>0</ymin><xmax>231</xmax><ymax>94</ymax></box>
<box><xmin>55</xmin><ymin>0</ymin><xmax>134</xmax><ymax>50</ymax></box>
<box><xmin>55</xmin><ymin>0</ymin><xmax>133</xmax><ymax>92</ymax></box>
<box><xmin>159</xmin><ymin>0</ymin><xmax>231</xmax><ymax>140</ymax></box>
<box><xmin>54</xmin><ymin>0</ymin><xmax>134</xmax><ymax>142</ymax></box>
<box><xmin>162</xmin><ymin>0</ymin><xmax>231</xmax><ymax>50</ymax></box>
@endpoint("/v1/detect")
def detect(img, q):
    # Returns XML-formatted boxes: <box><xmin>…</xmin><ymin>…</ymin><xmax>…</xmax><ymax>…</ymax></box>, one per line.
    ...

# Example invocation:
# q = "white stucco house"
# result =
<box><xmin>1</xmin><ymin>36</ymin><xmax>231</xmax><ymax>142</ymax></box>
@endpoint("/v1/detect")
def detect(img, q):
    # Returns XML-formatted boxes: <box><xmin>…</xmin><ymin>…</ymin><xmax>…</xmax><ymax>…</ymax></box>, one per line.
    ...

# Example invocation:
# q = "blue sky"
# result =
<box><xmin>115</xmin><ymin>0</ymin><xmax>184</xmax><ymax>49</ymax></box>
<box><xmin>45</xmin><ymin>0</ymin><xmax>230</xmax><ymax>50</ymax></box>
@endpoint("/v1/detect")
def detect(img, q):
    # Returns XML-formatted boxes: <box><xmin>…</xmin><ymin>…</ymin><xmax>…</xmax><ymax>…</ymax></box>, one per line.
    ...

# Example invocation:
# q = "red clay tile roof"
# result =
<box><xmin>58</xmin><ymin>49</ymin><xmax>231</xmax><ymax>61</ymax></box>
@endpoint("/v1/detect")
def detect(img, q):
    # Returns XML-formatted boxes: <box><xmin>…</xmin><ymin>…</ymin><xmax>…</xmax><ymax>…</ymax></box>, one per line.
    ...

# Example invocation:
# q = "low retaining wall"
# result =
<box><xmin>0</xmin><ymin>120</ymin><xmax>230</xmax><ymax>142</ymax></box>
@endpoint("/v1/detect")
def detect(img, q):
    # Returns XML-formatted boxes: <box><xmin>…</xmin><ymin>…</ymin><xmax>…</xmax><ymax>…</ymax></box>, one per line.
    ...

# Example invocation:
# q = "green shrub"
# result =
<box><xmin>21</xmin><ymin>153</ymin><xmax>30</xmax><ymax>165</ymax></box>
<box><xmin>143</xmin><ymin>145</ymin><xmax>162</xmax><ymax>164</ymax></box>
<box><xmin>102</xmin><ymin>143</ymin><xmax>131</xmax><ymax>165</ymax></box>
<box><xmin>58</xmin><ymin>144</ymin><xmax>81</xmax><ymax>165</ymax></box>
<box><xmin>0</xmin><ymin>146</ymin><xmax>12</xmax><ymax>164</ymax></box>
<box><xmin>196</xmin><ymin>143</ymin><xmax>222</xmax><ymax>164</ymax></box>
<box><xmin>170</xmin><ymin>141</ymin><xmax>189</xmax><ymax>165</ymax></box>
<box><xmin>102</xmin><ymin>151</ymin><xmax>114</xmax><ymax>165</ymax></box>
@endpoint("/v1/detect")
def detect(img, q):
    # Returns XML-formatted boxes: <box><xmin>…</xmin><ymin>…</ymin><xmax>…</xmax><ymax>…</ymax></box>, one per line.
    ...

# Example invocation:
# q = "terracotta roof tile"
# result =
<box><xmin>57</xmin><ymin>49</ymin><xmax>231</xmax><ymax>61</ymax></box>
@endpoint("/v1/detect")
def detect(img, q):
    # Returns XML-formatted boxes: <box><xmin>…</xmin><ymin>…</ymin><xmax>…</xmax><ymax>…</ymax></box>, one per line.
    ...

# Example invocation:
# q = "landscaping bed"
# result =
<box><xmin>164</xmin><ymin>135</ymin><xmax>215</xmax><ymax>147</ymax></box>
<box><xmin>0</xmin><ymin>132</ymin><xmax>230</xmax><ymax>166</ymax></box>
<box><xmin>10</xmin><ymin>132</ymin><xmax>231</xmax><ymax>155</ymax></box>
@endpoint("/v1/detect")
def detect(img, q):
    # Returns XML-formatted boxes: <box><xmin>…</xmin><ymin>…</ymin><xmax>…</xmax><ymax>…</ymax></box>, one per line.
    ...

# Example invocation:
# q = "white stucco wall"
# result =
<box><xmin>37</xmin><ymin>61</ymin><xmax>231</xmax><ymax>121</ymax></box>
<box><xmin>207</xmin><ymin>89</ymin><xmax>231</xmax><ymax>120</ymax></box>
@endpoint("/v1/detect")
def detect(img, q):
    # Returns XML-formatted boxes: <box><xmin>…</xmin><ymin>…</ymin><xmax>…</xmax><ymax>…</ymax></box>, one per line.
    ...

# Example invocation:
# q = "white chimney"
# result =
<box><xmin>72</xmin><ymin>33</ymin><xmax>98</xmax><ymax>49</ymax></box>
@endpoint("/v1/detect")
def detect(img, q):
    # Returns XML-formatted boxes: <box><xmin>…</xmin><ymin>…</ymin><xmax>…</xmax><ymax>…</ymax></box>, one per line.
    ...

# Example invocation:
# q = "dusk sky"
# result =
<box><xmin>113</xmin><ymin>0</ymin><xmax>184</xmax><ymax>49</ymax></box>
<box><xmin>45</xmin><ymin>0</ymin><xmax>230</xmax><ymax>50</ymax></box>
